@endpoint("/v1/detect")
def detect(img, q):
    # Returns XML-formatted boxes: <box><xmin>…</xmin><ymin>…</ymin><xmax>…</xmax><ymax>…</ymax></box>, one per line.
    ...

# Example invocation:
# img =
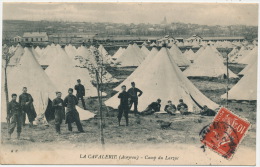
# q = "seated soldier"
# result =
<box><xmin>177</xmin><ymin>99</ymin><xmax>189</xmax><ymax>115</ymax></box>
<box><xmin>141</xmin><ymin>99</ymin><xmax>161</xmax><ymax>115</ymax></box>
<box><xmin>200</xmin><ymin>105</ymin><xmax>216</xmax><ymax>116</ymax></box>
<box><xmin>164</xmin><ymin>100</ymin><xmax>176</xmax><ymax>115</ymax></box>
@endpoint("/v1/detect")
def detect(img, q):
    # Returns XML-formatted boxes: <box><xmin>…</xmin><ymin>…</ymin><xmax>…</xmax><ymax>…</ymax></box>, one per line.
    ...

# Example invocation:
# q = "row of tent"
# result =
<box><xmin>1</xmin><ymin>44</ymin><xmax>122</xmax><ymax>123</ymax></box>
<box><xmin>142</xmin><ymin>40</ymin><xmax>256</xmax><ymax>49</ymax></box>
<box><xmin>3</xmin><ymin>43</ymin><xmax>257</xmax><ymax>120</ymax></box>
<box><xmin>105</xmin><ymin>44</ymin><xmax>257</xmax><ymax>111</ymax></box>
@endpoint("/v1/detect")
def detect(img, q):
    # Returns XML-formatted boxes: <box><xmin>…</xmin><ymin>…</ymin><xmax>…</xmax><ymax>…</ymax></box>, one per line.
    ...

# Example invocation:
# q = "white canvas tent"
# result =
<box><xmin>65</xmin><ymin>44</ymin><xmax>82</xmax><ymax>66</ymax></box>
<box><xmin>45</xmin><ymin>46</ymin><xmax>106</xmax><ymax>97</ymax></box>
<box><xmin>116</xmin><ymin>44</ymin><xmax>145</xmax><ymax>67</ymax></box>
<box><xmin>9</xmin><ymin>44</ymin><xmax>24</xmax><ymax>66</ymax></box>
<box><xmin>1</xmin><ymin>47</ymin><xmax>57</xmax><ymax>123</ymax></box>
<box><xmin>38</xmin><ymin>43</ymin><xmax>59</xmax><ymax>66</ymax></box>
<box><xmin>221</xmin><ymin>62</ymin><xmax>257</xmax><ymax>101</ymax></box>
<box><xmin>105</xmin><ymin>47</ymin><xmax>219</xmax><ymax>112</ymax></box>
<box><xmin>238</xmin><ymin>46</ymin><xmax>258</xmax><ymax>65</ymax></box>
<box><xmin>98</xmin><ymin>45</ymin><xmax>110</xmax><ymax>64</ymax></box>
<box><xmin>169</xmin><ymin>44</ymin><xmax>190</xmax><ymax>67</ymax></box>
<box><xmin>141</xmin><ymin>45</ymin><xmax>150</xmax><ymax>56</ymax></box>
<box><xmin>183</xmin><ymin>46</ymin><xmax>238</xmax><ymax>78</ymax></box>
<box><xmin>230</xmin><ymin>46</ymin><xmax>251</xmax><ymax>63</ymax></box>
<box><xmin>112</xmin><ymin>47</ymin><xmax>125</xmax><ymax>60</ymax></box>
<box><xmin>113</xmin><ymin>47</ymin><xmax>159</xmax><ymax>91</ymax></box>
<box><xmin>184</xmin><ymin>49</ymin><xmax>197</xmax><ymax>62</ymax></box>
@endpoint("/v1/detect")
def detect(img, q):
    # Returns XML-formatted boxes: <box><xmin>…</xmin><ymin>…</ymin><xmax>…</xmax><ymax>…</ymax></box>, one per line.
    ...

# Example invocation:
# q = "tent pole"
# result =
<box><xmin>226</xmin><ymin>53</ymin><xmax>229</xmax><ymax>108</ymax></box>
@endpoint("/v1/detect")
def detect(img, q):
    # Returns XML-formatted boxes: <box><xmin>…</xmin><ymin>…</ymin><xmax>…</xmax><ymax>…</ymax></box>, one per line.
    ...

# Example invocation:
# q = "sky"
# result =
<box><xmin>3</xmin><ymin>2</ymin><xmax>259</xmax><ymax>26</ymax></box>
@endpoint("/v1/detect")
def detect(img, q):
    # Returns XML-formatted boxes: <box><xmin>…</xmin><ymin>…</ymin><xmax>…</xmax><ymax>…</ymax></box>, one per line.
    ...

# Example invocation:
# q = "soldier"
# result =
<box><xmin>74</xmin><ymin>79</ymin><xmax>86</xmax><ymax>110</ymax></box>
<box><xmin>52</xmin><ymin>92</ymin><xmax>65</xmax><ymax>134</ymax></box>
<box><xmin>19</xmin><ymin>87</ymin><xmax>37</xmax><ymax>127</ymax></box>
<box><xmin>7</xmin><ymin>94</ymin><xmax>23</xmax><ymax>140</ymax></box>
<box><xmin>127</xmin><ymin>82</ymin><xmax>143</xmax><ymax>115</ymax></box>
<box><xmin>64</xmin><ymin>88</ymin><xmax>84</xmax><ymax>132</ymax></box>
<box><xmin>177</xmin><ymin>99</ymin><xmax>188</xmax><ymax>115</ymax></box>
<box><xmin>118</xmin><ymin>85</ymin><xmax>131</xmax><ymax>126</ymax></box>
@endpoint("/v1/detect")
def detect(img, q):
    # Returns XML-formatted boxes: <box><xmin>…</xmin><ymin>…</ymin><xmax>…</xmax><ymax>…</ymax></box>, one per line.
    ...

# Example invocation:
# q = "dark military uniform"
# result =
<box><xmin>177</xmin><ymin>103</ymin><xmax>189</xmax><ymax>115</ymax></box>
<box><xmin>118</xmin><ymin>91</ymin><xmax>130</xmax><ymax>125</ymax></box>
<box><xmin>127</xmin><ymin>87</ymin><xmax>143</xmax><ymax>114</ymax></box>
<box><xmin>141</xmin><ymin>102</ymin><xmax>161</xmax><ymax>115</ymax></box>
<box><xmin>52</xmin><ymin>97</ymin><xmax>65</xmax><ymax>133</ymax></box>
<box><xmin>74</xmin><ymin>84</ymin><xmax>86</xmax><ymax>110</ymax></box>
<box><xmin>7</xmin><ymin>100</ymin><xmax>23</xmax><ymax>135</ymax></box>
<box><xmin>19</xmin><ymin>93</ymin><xmax>37</xmax><ymax>125</ymax></box>
<box><xmin>64</xmin><ymin>94</ymin><xmax>84</xmax><ymax>132</ymax></box>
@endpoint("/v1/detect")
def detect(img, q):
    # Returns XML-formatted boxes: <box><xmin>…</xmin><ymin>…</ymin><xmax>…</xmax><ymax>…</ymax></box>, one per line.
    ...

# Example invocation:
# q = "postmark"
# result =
<box><xmin>200</xmin><ymin>107</ymin><xmax>251</xmax><ymax>159</ymax></box>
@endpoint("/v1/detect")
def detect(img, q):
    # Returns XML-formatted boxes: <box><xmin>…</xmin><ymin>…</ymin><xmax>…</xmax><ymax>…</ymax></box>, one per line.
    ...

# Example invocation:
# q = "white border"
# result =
<box><xmin>0</xmin><ymin>1</ymin><xmax>259</xmax><ymax>167</ymax></box>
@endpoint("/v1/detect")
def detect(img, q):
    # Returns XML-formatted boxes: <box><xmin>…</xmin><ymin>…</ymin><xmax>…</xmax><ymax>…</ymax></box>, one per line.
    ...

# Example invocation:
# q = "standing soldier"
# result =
<box><xmin>19</xmin><ymin>87</ymin><xmax>37</xmax><ymax>127</ymax></box>
<box><xmin>118</xmin><ymin>85</ymin><xmax>131</xmax><ymax>126</ymax></box>
<box><xmin>52</xmin><ymin>92</ymin><xmax>65</xmax><ymax>134</ymax></box>
<box><xmin>127</xmin><ymin>82</ymin><xmax>143</xmax><ymax>115</ymax></box>
<box><xmin>74</xmin><ymin>79</ymin><xmax>86</xmax><ymax>110</ymax></box>
<box><xmin>64</xmin><ymin>88</ymin><xmax>84</xmax><ymax>132</ymax></box>
<box><xmin>7</xmin><ymin>94</ymin><xmax>23</xmax><ymax>140</ymax></box>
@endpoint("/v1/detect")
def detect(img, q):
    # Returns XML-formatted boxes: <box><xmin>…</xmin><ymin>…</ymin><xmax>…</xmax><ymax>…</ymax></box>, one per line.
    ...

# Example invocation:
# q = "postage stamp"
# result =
<box><xmin>200</xmin><ymin>107</ymin><xmax>251</xmax><ymax>159</ymax></box>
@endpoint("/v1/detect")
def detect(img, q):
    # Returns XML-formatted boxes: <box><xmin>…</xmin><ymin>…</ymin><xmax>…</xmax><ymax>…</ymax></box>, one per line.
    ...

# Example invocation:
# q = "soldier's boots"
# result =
<box><xmin>7</xmin><ymin>133</ymin><xmax>11</xmax><ymax>140</ymax></box>
<box><xmin>118</xmin><ymin>118</ymin><xmax>121</xmax><ymax>126</ymax></box>
<box><xmin>29</xmin><ymin>122</ymin><xmax>33</xmax><ymax>128</ymax></box>
<box><xmin>17</xmin><ymin>133</ymin><xmax>21</xmax><ymax>140</ymax></box>
<box><xmin>126</xmin><ymin>118</ymin><xmax>129</xmax><ymax>126</ymax></box>
<box><xmin>68</xmin><ymin>124</ymin><xmax>72</xmax><ymax>131</ymax></box>
<box><xmin>55</xmin><ymin>125</ymin><xmax>61</xmax><ymax>134</ymax></box>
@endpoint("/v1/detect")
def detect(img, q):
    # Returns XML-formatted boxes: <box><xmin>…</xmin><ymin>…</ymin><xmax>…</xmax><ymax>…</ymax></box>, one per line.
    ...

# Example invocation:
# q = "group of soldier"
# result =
<box><xmin>7</xmin><ymin>78</ymin><xmax>216</xmax><ymax>139</ymax></box>
<box><xmin>6</xmin><ymin>79</ymin><xmax>86</xmax><ymax>139</ymax></box>
<box><xmin>118</xmin><ymin>82</ymin><xmax>216</xmax><ymax>126</ymax></box>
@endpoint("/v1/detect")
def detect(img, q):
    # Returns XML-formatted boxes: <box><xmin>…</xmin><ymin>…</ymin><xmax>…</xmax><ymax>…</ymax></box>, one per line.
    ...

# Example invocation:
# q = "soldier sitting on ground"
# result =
<box><xmin>164</xmin><ymin>100</ymin><xmax>176</xmax><ymax>115</ymax></box>
<box><xmin>141</xmin><ymin>99</ymin><xmax>161</xmax><ymax>115</ymax></box>
<box><xmin>200</xmin><ymin>105</ymin><xmax>216</xmax><ymax>116</ymax></box>
<box><xmin>177</xmin><ymin>99</ymin><xmax>191</xmax><ymax>115</ymax></box>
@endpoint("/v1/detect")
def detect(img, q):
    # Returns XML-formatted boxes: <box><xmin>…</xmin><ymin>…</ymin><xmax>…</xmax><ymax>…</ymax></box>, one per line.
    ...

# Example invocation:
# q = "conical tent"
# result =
<box><xmin>113</xmin><ymin>47</ymin><xmax>159</xmax><ymax>91</ymax></box>
<box><xmin>38</xmin><ymin>43</ymin><xmax>59</xmax><ymax>66</ymax></box>
<box><xmin>230</xmin><ymin>46</ymin><xmax>251</xmax><ymax>63</ymax></box>
<box><xmin>228</xmin><ymin>47</ymin><xmax>239</xmax><ymax>62</ymax></box>
<box><xmin>98</xmin><ymin>45</ymin><xmax>110</xmax><ymax>64</ymax></box>
<box><xmin>133</xmin><ymin>43</ymin><xmax>147</xmax><ymax>59</ymax></box>
<box><xmin>112</xmin><ymin>47</ymin><xmax>125</xmax><ymax>60</ymax></box>
<box><xmin>141</xmin><ymin>45</ymin><xmax>150</xmax><ymax>56</ymax></box>
<box><xmin>184</xmin><ymin>49</ymin><xmax>197</xmax><ymax>62</ymax></box>
<box><xmin>238</xmin><ymin>46</ymin><xmax>258</xmax><ymax>65</ymax></box>
<box><xmin>183</xmin><ymin>46</ymin><xmax>238</xmax><ymax>78</ymax></box>
<box><xmin>35</xmin><ymin>46</ymin><xmax>43</xmax><ymax>57</ymax></box>
<box><xmin>9</xmin><ymin>44</ymin><xmax>24</xmax><ymax>66</ymax></box>
<box><xmin>77</xmin><ymin>45</ymin><xmax>97</xmax><ymax>66</ymax></box>
<box><xmin>169</xmin><ymin>44</ymin><xmax>190</xmax><ymax>67</ymax></box>
<box><xmin>45</xmin><ymin>47</ymin><xmax>106</xmax><ymax>97</ymax></box>
<box><xmin>65</xmin><ymin>44</ymin><xmax>82</xmax><ymax>66</ymax></box>
<box><xmin>116</xmin><ymin>44</ymin><xmax>145</xmax><ymax>67</ymax></box>
<box><xmin>221</xmin><ymin>62</ymin><xmax>257</xmax><ymax>101</ymax></box>
<box><xmin>105</xmin><ymin>47</ymin><xmax>219</xmax><ymax>112</ymax></box>
<box><xmin>1</xmin><ymin>47</ymin><xmax>57</xmax><ymax>122</ymax></box>
<box><xmin>31</xmin><ymin>47</ymin><xmax>41</xmax><ymax>62</ymax></box>
<box><xmin>239</xmin><ymin>61</ymin><xmax>257</xmax><ymax>76</ymax></box>
<box><xmin>150</xmin><ymin>42</ymin><xmax>157</xmax><ymax>47</ymax></box>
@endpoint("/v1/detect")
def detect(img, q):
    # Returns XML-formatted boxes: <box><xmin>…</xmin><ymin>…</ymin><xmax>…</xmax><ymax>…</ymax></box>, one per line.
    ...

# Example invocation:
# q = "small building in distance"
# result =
<box><xmin>157</xmin><ymin>35</ymin><xmax>175</xmax><ymax>46</ymax></box>
<box><xmin>13</xmin><ymin>36</ymin><xmax>23</xmax><ymax>42</ymax></box>
<box><xmin>185</xmin><ymin>35</ymin><xmax>203</xmax><ymax>43</ymax></box>
<box><xmin>23</xmin><ymin>32</ymin><xmax>48</xmax><ymax>42</ymax></box>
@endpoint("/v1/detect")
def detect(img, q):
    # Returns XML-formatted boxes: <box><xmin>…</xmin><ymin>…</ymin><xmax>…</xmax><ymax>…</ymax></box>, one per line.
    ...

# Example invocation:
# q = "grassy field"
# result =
<box><xmin>1</xmin><ymin>65</ymin><xmax>256</xmax><ymax>152</ymax></box>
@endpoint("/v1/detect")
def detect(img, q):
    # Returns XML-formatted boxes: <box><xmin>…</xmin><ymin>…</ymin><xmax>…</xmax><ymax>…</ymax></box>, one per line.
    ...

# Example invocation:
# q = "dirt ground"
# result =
<box><xmin>1</xmin><ymin>65</ymin><xmax>257</xmax><ymax>153</ymax></box>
